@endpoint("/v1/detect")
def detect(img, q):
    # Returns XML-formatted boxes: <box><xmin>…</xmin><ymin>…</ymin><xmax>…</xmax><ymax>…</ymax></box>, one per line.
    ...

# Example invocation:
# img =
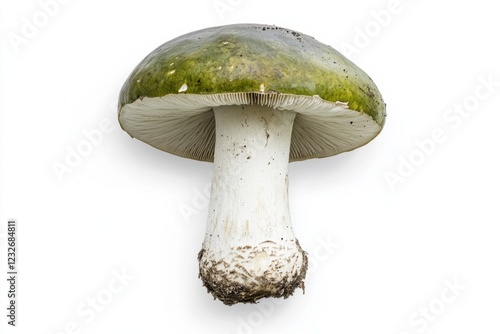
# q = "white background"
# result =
<box><xmin>1</xmin><ymin>0</ymin><xmax>499</xmax><ymax>333</ymax></box>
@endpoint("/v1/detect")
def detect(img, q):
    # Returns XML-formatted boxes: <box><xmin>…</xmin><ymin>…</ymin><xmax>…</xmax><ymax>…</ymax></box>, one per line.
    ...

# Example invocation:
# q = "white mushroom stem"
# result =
<box><xmin>198</xmin><ymin>104</ymin><xmax>308</xmax><ymax>305</ymax></box>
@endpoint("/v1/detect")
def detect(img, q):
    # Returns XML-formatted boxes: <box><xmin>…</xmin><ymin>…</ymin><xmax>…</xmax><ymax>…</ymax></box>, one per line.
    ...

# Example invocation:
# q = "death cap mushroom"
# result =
<box><xmin>118</xmin><ymin>24</ymin><xmax>386</xmax><ymax>305</ymax></box>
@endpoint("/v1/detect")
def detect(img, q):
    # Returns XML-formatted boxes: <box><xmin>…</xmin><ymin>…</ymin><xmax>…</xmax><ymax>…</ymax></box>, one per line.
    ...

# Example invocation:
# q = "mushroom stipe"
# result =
<box><xmin>118</xmin><ymin>24</ymin><xmax>386</xmax><ymax>305</ymax></box>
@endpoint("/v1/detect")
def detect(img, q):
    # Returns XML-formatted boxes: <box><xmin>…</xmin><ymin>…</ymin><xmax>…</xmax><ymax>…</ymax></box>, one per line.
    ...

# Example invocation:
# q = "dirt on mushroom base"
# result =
<box><xmin>198</xmin><ymin>240</ymin><xmax>308</xmax><ymax>305</ymax></box>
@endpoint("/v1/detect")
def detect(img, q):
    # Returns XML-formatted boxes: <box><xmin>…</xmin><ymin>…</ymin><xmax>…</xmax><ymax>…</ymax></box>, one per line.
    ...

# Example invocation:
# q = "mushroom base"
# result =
<box><xmin>198</xmin><ymin>240</ymin><xmax>308</xmax><ymax>305</ymax></box>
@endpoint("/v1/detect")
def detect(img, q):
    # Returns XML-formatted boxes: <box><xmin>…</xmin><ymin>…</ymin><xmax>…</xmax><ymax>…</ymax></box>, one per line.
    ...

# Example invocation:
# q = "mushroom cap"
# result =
<box><xmin>118</xmin><ymin>24</ymin><xmax>386</xmax><ymax>162</ymax></box>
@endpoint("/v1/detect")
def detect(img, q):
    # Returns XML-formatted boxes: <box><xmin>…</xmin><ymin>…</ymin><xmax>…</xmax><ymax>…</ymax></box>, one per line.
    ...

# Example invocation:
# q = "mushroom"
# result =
<box><xmin>118</xmin><ymin>24</ymin><xmax>386</xmax><ymax>305</ymax></box>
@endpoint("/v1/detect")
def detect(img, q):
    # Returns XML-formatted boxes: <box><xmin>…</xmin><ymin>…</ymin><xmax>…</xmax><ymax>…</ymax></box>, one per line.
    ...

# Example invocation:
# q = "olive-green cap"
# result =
<box><xmin>119</xmin><ymin>24</ymin><xmax>386</xmax><ymax>162</ymax></box>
